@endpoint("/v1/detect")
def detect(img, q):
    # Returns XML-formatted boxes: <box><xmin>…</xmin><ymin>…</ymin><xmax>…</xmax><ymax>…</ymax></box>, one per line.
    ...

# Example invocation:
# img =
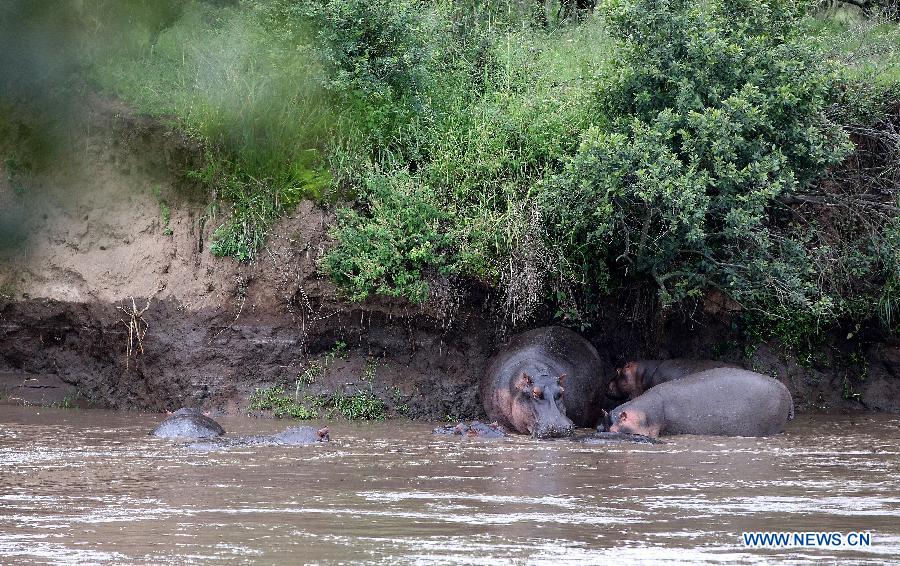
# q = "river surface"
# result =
<box><xmin>1</xmin><ymin>407</ymin><xmax>899</xmax><ymax>564</ymax></box>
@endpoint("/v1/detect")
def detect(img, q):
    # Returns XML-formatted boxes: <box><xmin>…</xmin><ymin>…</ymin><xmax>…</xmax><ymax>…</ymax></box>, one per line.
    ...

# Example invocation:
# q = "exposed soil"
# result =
<box><xmin>1</xmin><ymin>96</ymin><xmax>898</xmax><ymax>418</ymax></box>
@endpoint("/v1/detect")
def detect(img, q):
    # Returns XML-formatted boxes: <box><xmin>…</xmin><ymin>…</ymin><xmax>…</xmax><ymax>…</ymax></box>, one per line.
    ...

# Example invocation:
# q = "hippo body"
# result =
<box><xmin>576</xmin><ymin>431</ymin><xmax>665</xmax><ymax>445</ymax></box>
<box><xmin>432</xmin><ymin>421</ymin><xmax>508</xmax><ymax>439</ymax></box>
<box><xmin>609</xmin><ymin>368</ymin><xmax>794</xmax><ymax>438</ymax></box>
<box><xmin>608</xmin><ymin>359</ymin><xmax>740</xmax><ymax>400</ymax></box>
<box><xmin>187</xmin><ymin>426</ymin><xmax>330</xmax><ymax>451</ymax></box>
<box><xmin>151</xmin><ymin>410</ymin><xmax>225</xmax><ymax>439</ymax></box>
<box><xmin>482</xmin><ymin>326</ymin><xmax>607</xmax><ymax>438</ymax></box>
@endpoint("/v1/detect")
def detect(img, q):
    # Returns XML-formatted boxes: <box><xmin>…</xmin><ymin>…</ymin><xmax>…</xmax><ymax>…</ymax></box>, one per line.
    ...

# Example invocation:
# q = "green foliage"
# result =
<box><xmin>6</xmin><ymin>0</ymin><xmax>897</xmax><ymax>348</ymax></box>
<box><xmin>542</xmin><ymin>0</ymin><xmax>855</xmax><ymax>323</ymax></box>
<box><xmin>251</xmin><ymin>353</ymin><xmax>387</xmax><ymax>420</ymax></box>
<box><xmin>321</xmin><ymin>169</ymin><xmax>458</xmax><ymax>303</ymax></box>
<box><xmin>324</xmin><ymin>340</ymin><xmax>349</xmax><ymax>365</ymax></box>
<box><xmin>248</xmin><ymin>386</ymin><xmax>319</xmax><ymax>419</ymax></box>
<box><xmin>321</xmin><ymin>8</ymin><xmax>612</xmax><ymax>303</ymax></box>
<box><xmin>152</xmin><ymin>186</ymin><xmax>173</xmax><ymax>236</ymax></box>
<box><xmin>325</xmin><ymin>390</ymin><xmax>387</xmax><ymax>420</ymax></box>
<box><xmin>248</xmin><ymin>383</ymin><xmax>387</xmax><ymax>421</ymax></box>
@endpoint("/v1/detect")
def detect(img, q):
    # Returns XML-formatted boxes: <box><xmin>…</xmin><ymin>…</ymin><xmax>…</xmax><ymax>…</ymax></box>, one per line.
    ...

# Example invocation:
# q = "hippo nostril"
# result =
<box><xmin>532</xmin><ymin>424</ymin><xmax>575</xmax><ymax>439</ymax></box>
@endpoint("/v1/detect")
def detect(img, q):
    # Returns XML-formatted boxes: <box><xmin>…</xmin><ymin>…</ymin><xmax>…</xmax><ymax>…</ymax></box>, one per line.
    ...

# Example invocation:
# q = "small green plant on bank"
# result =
<box><xmin>324</xmin><ymin>340</ymin><xmax>349</xmax><ymax>366</ymax></box>
<box><xmin>51</xmin><ymin>394</ymin><xmax>79</xmax><ymax>409</ymax></box>
<box><xmin>297</xmin><ymin>361</ymin><xmax>324</xmax><ymax>390</ymax></box>
<box><xmin>841</xmin><ymin>377</ymin><xmax>863</xmax><ymax>401</ymax></box>
<box><xmin>393</xmin><ymin>386</ymin><xmax>410</xmax><ymax>417</ymax></box>
<box><xmin>249</xmin><ymin>385</ymin><xmax>387</xmax><ymax>420</ymax></box>
<box><xmin>326</xmin><ymin>390</ymin><xmax>387</xmax><ymax>420</ymax></box>
<box><xmin>152</xmin><ymin>186</ymin><xmax>173</xmax><ymax>236</ymax></box>
<box><xmin>252</xmin><ymin>355</ymin><xmax>386</xmax><ymax>420</ymax></box>
<box><xmin>840</xmin><ymin>349</ymin><xmax>869</xmax><ymax>401</ymax></box>
<box><xmin>0</xmin><ymin>282</ymin><xmax>15</xmax><ymax>300</ymax></box>
<box><xmin>249</xmin><ymin>386</ymin><xmax>318</xmax><ymax>419</ymax></box>
<box><xmin>324</xmin><ymin>358</ymin><xmax>386</xmax><ymax>420</ymax></box>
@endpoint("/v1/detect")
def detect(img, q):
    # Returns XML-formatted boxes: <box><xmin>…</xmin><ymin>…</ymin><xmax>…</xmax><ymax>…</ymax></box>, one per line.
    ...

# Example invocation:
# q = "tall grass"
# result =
<box><xmin>87</xmin><ymin>2</ymin><xmax>334</xmax><ymax>259</ymax></box>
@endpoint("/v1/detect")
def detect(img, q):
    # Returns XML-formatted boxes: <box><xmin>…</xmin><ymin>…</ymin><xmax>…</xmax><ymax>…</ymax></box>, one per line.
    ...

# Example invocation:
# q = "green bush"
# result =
<box><xmin>321</xmin><ymin>168</ymin><xmax>457</xmax><ymax>303</ymax></box>
<box><xmin>542</xmin><ymin>0</ymin><xmax>855</xmax><ymax>323</ymax></box>
<box><xmin>321</xmin><ymin>8</ymin><xmax>612</xmax><ymax>305</ymax></box>
<box><xmin>248</xmin><ymin>386</ymin><xmax>318</xmax><ymax>419</ymax></box>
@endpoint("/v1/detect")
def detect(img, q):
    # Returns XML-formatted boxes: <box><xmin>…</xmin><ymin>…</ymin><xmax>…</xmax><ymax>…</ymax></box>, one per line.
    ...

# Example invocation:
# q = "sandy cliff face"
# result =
<box><xmin>0</xmin><ymin>97</ymin><xmax>897</xmax><ymax>416</ymax></box>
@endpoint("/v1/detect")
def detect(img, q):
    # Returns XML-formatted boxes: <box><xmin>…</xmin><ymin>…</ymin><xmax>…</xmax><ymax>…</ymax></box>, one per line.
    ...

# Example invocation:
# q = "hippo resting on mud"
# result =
<box><xmin>150</xmin><ymin>408</ymin><xmax>225</xmax><ymax>439</ymax></box>
<box><xmin>609</xmin><ymin>368</ymin><xmax>794</xmax><ymax>438</ymax></box>
<box><xmin>607</xmin><ymin>359</ymin><xmax>740</xmax><ymax>401</ymax></box>
<box><xmin>482</xmin><ymin>326</ymin><xmax>607</xmax><ymax>439</ymax></box>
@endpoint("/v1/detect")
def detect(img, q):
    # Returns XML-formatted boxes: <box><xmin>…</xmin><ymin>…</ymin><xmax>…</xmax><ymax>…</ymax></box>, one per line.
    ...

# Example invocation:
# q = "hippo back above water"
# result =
<box><xmin>151</xmin><ymin>409</ymin><xmax>225</xmax><ymax>439</ymax></box>
<box><xmin>609</xmin><ymin>368</ymin><xmax>794</xmax><ymax>438</ymax></box>
<box><xmin>482</xmin><ymin>326</ymin><xmax>607</xmax><ymax>438</ymax></box>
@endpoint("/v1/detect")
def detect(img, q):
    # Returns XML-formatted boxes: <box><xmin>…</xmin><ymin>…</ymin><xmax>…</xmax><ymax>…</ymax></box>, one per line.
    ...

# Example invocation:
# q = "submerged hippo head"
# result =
<box><xmin>510</xmin><ymin>372</ymin><xmax>574</xmax><ymax>439</ymax></box>
<box><xmin>607</xmin><ymin>362</ymin><xmax>642</xmax><ymax>400</ymax></box>
<box><xmin>609</xmin><ymin>408</ymin><xmax>660</xmax><ymax>438</ymax></box>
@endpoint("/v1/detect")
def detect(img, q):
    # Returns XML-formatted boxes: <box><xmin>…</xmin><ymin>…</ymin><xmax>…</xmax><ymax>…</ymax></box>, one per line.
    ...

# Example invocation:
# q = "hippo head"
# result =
<box><xmin>607</xmin><ymin>362</ymin><xmax>642</xmax><ymax>400</ymax></box>
<box><xmin>510</xmin><ymin>372</ymin><xmax>574</xmax><ymax>439</ymax></box>
<box><xmin>609</xmin><ymin>408</ymin><xmax>660</xmax><ymax>438</ymax></box>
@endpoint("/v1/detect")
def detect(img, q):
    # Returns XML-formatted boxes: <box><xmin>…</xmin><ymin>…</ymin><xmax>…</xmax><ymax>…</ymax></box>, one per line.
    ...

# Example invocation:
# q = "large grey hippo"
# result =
<box><xmin>150</xmin><ymin>408</ymin><xmax>225</xmax><ymax>439</ymax></box>
<box><xmin>607</xmin><ymin>359</ymin><xmax>740</xmax><ymax>400</ymax></box>
<box><xmin>481</xmin><ymin>326</ymin><xmax>607</xmax><ymax>438</ymax></box>
<box><xmin>609</xmin><ymin>368</ymin><xmax>794</xmax><ymax>438</ymax></box>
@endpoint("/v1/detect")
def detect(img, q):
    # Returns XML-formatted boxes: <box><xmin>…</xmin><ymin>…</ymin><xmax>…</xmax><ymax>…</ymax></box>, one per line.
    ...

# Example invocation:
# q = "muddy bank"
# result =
<box><xmin>1</xmin><ymin>96</ymin><xmax>898</xmax><ymax>417</ymax></box>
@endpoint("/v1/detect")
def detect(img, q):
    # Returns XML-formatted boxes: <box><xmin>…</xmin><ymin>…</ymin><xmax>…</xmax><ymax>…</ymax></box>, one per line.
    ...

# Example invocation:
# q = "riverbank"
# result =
<box><xmin>1</xmin><ymin>96</ymin><xmax>899</xmax><ymax>418</ymax></box>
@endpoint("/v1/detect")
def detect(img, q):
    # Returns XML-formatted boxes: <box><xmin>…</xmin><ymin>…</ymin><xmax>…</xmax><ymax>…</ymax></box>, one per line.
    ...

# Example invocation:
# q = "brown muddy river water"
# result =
<box><xmin>1</xmin><ymin>407</ymin><xmax>899</xmax><ymax>564</ymax></box>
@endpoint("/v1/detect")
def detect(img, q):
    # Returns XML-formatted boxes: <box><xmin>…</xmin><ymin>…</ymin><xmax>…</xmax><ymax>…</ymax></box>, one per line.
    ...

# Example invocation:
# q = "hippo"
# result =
<box><xmin>482</xmin><ymin>326</ymin><xmax>607</xmax><ymax>439</ymax></box>
<box><xmin>432</xmin><ymin>421</ymin><xmax>508</xmax><ymax>439</ymax></box>
<box><xmin>187</xmin><ymin>426</ymin><xmax>330</xmax><ymax>451</ymax></box>
<box><xmin>609</xmin><ymin>368</ymin><xmax>794</xmax><ymax>438</ymax></box>
<box><xmin>607</xmin><ymin>359</ymin><xmax>740</xmax><ymax>400</ymax></box>
<box><xmin>270</xmin><ymin>425</ymin><xmax>330</xmax><ymax>444</ymax></box>
<box><xmin>150</xmin><ymin>408</ymin><xmax>225</xmax><ymax>439</ymax></box>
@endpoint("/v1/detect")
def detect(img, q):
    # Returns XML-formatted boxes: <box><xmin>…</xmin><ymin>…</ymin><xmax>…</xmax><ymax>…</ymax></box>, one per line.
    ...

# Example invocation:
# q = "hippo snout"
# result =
<box><xmin>532</xmin><ymin>420</ymin><xmax>575</xmax><ymax>439</ymax></box>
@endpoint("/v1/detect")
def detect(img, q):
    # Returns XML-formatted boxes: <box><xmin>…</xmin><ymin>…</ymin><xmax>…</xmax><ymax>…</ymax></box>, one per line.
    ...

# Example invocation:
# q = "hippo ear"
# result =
<box><xmin>557</xmin><ymin>374</ymin><xmax>566</xmax><ymax>385</ymax></box>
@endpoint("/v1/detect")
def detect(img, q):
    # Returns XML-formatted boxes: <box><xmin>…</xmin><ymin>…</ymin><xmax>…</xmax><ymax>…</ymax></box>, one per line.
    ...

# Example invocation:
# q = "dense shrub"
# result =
<box><xmin>321</xmin><ymin>168</ymin><xmax>458</xmax><ymax>303</ymax></box>
<box><xmin>541</xmin><ymin>0</ymin><xmax>858</xmax><ymax>325</ymax></box>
